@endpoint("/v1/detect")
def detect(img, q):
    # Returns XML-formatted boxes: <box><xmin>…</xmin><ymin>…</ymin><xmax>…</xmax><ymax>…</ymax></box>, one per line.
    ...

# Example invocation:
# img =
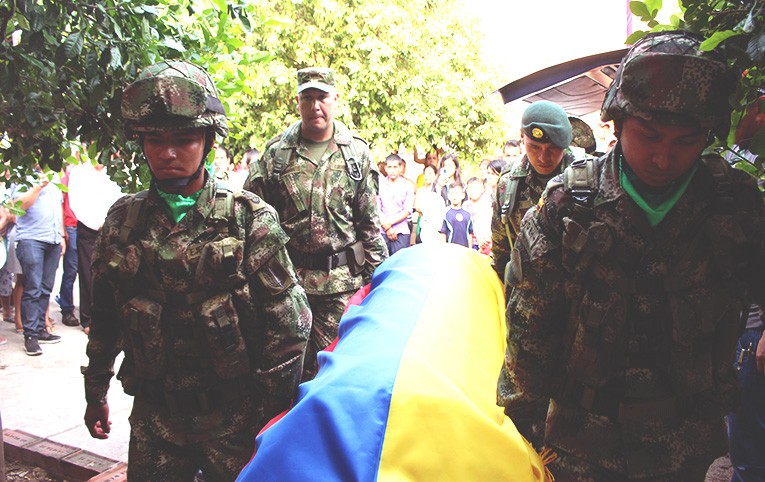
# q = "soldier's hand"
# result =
<box><xmin>85</xmin><ymin>402</ymin><xmax>112</xmax><ymax>439</ymax></box>
<box><xmin>756</xmin><ymin>331</ymin><xmax>765</xmax><ymax>375</ymax></box>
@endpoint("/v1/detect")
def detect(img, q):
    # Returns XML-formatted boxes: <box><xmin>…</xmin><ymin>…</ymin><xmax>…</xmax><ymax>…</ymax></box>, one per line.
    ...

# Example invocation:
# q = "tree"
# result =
<box><xmin>221</xmin><ymin>0</ymin><xmax>506</xmax><ymax>165</ymax></box>
<box><xmin>1</xmin><ymin>0</ymin><xmax>506</xmax><ymax>193</ymax></box>
<box><xmin>0</xmin><ymin>0</ymin><xmax>267</xmax><ymax>191</ymax></box>
<box><xmin>628</xmin><ymin>0</ymin><xmax>765</xmax><ymax>181</ymax></box>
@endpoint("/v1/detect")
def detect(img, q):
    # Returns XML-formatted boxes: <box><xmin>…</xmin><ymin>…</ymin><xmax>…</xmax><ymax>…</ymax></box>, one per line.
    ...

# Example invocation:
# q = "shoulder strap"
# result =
<box><xmin>272</xmin><ymin>122</ymin><xmax>301</xmax><ymax>183</ymax></box>
<box><xmin>700</xmin><ymin>153</ymin><xmax>735</xmax><ymax>213</ymax></box>
<box><xmin>499</xmin><ymin>160</ymin><xmax>530</xmax><ymax>246</ymax></box>
<box><xmin>118</xmin><ymin>190</ymin><xmax>149</xmax><ymax>244</ymax></box>
<box><xmin>562</xmin><ymin>158</ymin><xmax>598</xmax><ymax>218</ymax></box>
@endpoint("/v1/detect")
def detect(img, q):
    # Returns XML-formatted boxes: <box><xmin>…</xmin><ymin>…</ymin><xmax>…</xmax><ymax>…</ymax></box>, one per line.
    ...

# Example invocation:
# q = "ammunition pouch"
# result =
<box><xmin>120</xmin><ymin>295</ymin><xmax>165</xmax><ymax>380</ymax></box>
<box><xmin>346</xmin><ymin>240</ymin><xmax>366</xmax><ymax>277</ymax></box>
<box><xmin>199</xmin><ymin>293</ymin><xmax>252</xmax><ymax>379</ymax></box>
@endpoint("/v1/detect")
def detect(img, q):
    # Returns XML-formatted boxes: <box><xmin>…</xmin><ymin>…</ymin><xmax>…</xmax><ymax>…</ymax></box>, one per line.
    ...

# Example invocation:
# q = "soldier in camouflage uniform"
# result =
<box><xmin>491</xmin><ymin>101</ymin><xmax>574</xmax><ymax>282</ymax></box>
<box><xmin>243</xmin><ymin>67</ymin><xmax>387</xmax><ymax>381</ymax></box>
<box><xmin>497</xmin><ymin>31</ymin><xmax>765</xmax><ymax>481</ymax></box>
<box><xmin>82</xmin><ymin>60</ymin><xmax>311</xmax><ymax>482</ymax></box>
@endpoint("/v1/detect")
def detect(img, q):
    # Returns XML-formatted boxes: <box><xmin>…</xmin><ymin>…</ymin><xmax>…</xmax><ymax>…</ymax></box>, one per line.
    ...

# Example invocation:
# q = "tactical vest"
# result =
<box><xmin>555</xmin><ymin>155</ymin><xmax>749</xmax><ymax>424</ymax></box>
<box><xmin>109</xmin><ymin>185</ymin><xmax>267</xmax><ymax>414</ymax></box>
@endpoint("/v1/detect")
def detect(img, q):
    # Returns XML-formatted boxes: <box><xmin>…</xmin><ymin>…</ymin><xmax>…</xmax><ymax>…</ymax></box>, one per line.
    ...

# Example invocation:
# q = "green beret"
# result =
<box><xmin>521</xmin><ymin>101</ymin><xmax>572</xmax><ymax>149</ymax></box>
<box><xmin>297</xmin><ymin>67</ymin><xmax>336</xmax><ymax>94</ymax></box>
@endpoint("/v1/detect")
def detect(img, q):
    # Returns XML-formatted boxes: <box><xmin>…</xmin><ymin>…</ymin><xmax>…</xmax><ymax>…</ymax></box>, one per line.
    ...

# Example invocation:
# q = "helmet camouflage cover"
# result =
<box><xmin>121</xmin><ymin>60</ymin><xmax>228</xmax><ymax>137</ymax></box>
<box><xmin>601</xmin><ymin>30</ymin><xmax>735</xmax><ymax>130</ymax></box>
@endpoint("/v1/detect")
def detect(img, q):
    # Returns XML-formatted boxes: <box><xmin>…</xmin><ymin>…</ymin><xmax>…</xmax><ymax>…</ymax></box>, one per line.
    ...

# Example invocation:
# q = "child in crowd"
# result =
<box><xmin>439</xmin><ymin>182</ymin><xmax>473</xmax><ymax>248</ymax></box>
<box><xmin>463</xmin><ymin>177</ymin><xmax>492</xmax><ymax>254</ymax></box>
<box><xmin>378</xmin><ymin>154</ymin><xmax>415</xmax><ymax>255</ymax></box>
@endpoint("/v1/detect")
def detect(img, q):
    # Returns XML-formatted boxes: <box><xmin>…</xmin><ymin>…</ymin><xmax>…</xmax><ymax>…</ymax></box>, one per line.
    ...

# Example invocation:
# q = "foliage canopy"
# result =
<box><xmin>0</xmin><ymin>0</ymin><xmax>505</xmax><ymax>191</ymax></box>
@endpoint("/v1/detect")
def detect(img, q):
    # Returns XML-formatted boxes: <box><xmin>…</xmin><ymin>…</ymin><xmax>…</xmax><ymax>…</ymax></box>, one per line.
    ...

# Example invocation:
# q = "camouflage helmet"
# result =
<box><xmin>568</xmin><ymin>116</ymin><xmax>596</xmax><ymax>154</ymax></box>
<box><xmin>121</xmin><ymin>60</ymin><xmax>228</xmax><ymax>137</ymax></box>
<box><xmin>601</xmin><ymin>30</ymin><xmax>735</xmax><ymax>130</ymax></box>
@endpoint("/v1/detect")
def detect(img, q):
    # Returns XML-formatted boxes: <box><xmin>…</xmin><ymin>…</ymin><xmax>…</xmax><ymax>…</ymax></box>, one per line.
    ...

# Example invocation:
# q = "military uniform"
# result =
<box><xmin>499</xmin><ymin>150</ymin><xmax>765</xmax><ymax>478</ymax></box>
<box><xmin>243</xmin><ymin>119</ymin><xmax>387</xmax><ymax>379</ymax></box>
<box><xmin>498</xmin><ymin>31</ymin><xmax>765</xmax><ymax>480</ymax></box>
<box><xmin>83</xmin><ymin>179</ymin><xmax>310</xmax><ymax>481</ymax></box>
<box><xmin>82</xmin><ymin>60</ymin><xmax>311</xmax><ymax>482</ymax></box>
<box><xmin>490</xmin><ymin>151</ymin><xmax>574</xmax><ymax>280</ymax></box>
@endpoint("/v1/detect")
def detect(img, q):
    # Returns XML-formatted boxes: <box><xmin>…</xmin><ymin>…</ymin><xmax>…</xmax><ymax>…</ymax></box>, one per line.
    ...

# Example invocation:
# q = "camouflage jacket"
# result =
<box><xmin>243</xmin><ymin>120</ymin><xmax>388</xmax><ymax>295</ymax></box>
<box><xmin>83</xmin><ymin>178</ymin><xmax>311</xmax><ymax>442</ymax></box>
<box><xmin>498</xmin><ymin>148</ymin><xmax>765</xmax><ymax>477</ymax></box>
<box><xmin>490</xmin><ymin>153</ymin><xmax>573</xmax><ymax>279</ymax></box>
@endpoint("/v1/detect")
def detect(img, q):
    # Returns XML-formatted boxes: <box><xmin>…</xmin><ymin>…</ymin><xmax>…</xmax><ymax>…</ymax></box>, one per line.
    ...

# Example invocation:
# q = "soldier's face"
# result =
<box><xmin>297</xmin><ymin>88</ymin><xmax>338</xmax><ymax>141</ymax></box>
<box><xmin>523</xmin><ymin>135</ymin><xmax>564</xmax><ymax>176</ymax></box>
<box><xmin>143</xmin><ymin>128</ymin><xmax>206</xmax><ymax>182</ymax></box>
<box><xmin>619</xmin><ymin>117</ymin><xmax>708</xmax><ymax>187</ymax></box>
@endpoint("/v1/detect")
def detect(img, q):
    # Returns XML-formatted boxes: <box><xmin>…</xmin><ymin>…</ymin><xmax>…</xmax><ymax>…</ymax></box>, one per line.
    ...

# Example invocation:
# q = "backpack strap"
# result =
<box><xmin>562</xmin><ymin>158</ymin><xmax>598</xmax><ymax>219</ymax></box>
<box><xmin>499</xmin><ymin>160</ymin><xmax>530</xmax><ymax>247</ymax></box>
<box><xmin>118</xmin><ymin>190</ymin><xmax>150</xmax><ymax>245</ymax></box>
<box><xmin>271</xmin><ymin>121</ymin><xmax>302</xmax><ymax>183</ymax></box>
<box><xmin>700</xmin><ymin>153</ymin><xmax>735</xmax><ymax>214</ymax></box>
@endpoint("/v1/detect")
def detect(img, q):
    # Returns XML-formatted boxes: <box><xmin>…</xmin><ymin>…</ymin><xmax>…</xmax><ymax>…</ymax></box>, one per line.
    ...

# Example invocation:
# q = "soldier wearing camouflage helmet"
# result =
<box><xmin>490</xmin><ymin>100</ymin><xmax>574</xmax><ymax>286</ymax></box>
<box><xmin>243</xmin><ymin>67</ymin><xmax>388</xmax><ymax>381</ymax></box>
<box><xmin>498</xmin><ymin>31</ymin><xmax>765</xmax><ymax>480</ymax></box>
<box><xmin>82</xmin><ymin>60</ymin><xmax>311</xmax><ymax>481</ymax></box>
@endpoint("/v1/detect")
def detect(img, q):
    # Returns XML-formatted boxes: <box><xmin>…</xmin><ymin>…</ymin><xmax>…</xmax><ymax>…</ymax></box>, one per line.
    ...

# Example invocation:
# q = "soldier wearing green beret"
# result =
<box><xmin>490</xmin><ymin>100</ymin><xmax>574</xmax><ymax>284</ymax></box>
<box><xmin>243</xmin><ymin>67</ymin><xmax>388</xmax><ymax>381</ymax></box>
<box><xmin>498</xmin><ymin>31</ymin><xmax>765</xmax><ymax>480</ymax></box>
<box><xmin>82</xmin><ymin>60</ymin><xmax>311</xmax><ymax>481</ymax></box>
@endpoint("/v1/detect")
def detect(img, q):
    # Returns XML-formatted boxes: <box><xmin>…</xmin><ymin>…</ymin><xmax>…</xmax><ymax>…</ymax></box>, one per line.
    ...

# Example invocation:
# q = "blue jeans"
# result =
<box><xmin>15</xmin><ymin>239</ymin><xmax>61</xmax><ymax>337</ymax></box>
<box><xmin>57</xmin><ymin>226</ymin><xmax>78</xmax><ymax>314</ymax></box>
<box><xmin>728</xmin><ymin>327</ymin><xmax>765</xmax><ymax>482</ymax></box>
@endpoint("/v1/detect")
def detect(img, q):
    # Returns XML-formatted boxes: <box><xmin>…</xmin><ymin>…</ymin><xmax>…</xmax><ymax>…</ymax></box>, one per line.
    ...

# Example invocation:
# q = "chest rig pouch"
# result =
<box><xmin>109</xmin><ymin>187</ymin><xmax>260</xmax><ymax>387</ymax></box>
<box><xmin>558</xmin><ymin>155</ymin><xmax>750</xmax><ymax>421</ymax></box>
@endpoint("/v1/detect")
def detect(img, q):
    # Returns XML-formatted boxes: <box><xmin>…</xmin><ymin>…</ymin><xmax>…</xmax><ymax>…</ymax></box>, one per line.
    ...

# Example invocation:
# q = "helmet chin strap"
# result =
<box><xmin>144</xmin><ymin>131</ymin><xmax>215</xmax><ymax>190</ymax></box>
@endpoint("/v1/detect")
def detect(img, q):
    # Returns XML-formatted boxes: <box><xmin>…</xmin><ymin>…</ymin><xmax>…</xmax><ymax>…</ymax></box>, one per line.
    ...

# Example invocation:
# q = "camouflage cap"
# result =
<box><xmin>568</xmin><ymin>116</ymin><xmax>596</xmax><ymax>154</ymax></box>
<box><xmin>521</xmin><ymin>101</ymin><xmax>572</xmax><ymax>149</ymax></box>
<box><xmin>297</xmin><ymin>67</ymin><xmax>336</xmax><ymax>94</ymax></box>
<box><xmin>601</xmin><ymin>30</ymin><xmax>735</xmax><ymax>129</ymax></box>
<box><xmin>122</xmin><ymin>60</ymin><xmax>228</xmax><ymax>137</ymax></box>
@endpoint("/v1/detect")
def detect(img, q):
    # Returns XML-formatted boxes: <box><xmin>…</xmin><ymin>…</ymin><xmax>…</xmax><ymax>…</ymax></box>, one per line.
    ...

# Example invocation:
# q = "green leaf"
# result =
<box><xmin>62</xmin><ymin>31</ymin><xmax>84</xmax><ymax>59</ymax></box>
<box><xmin>644</xmin><ymin>0</ymin><xmax>662</xmax><ymax>15</ymax></box>
<box><xmin>699</xmin><ymin>30</ymin><xmax>741</xmax><ymax>51</ymax></box>
<box><xmin>109</xmin><ymin>46</ymin><xmax>122</xmax><ymax>70</ymax></box>
<box><xmin>626</xmin><ymin>30</ymin><xmax>649</xmax><ymax>45</ymax></box>
<box><xmin>160</xmin><ymin>37</ymin><xmax>187</xmax><ymax>52</ymax></box>
<box><xmin>213</xmin><ymin>0</ymin><xmax>227</xmax><ymax>11</ymax></box>
<box><xmin>749</xmin><ymin>130</ymin><xmax>765</xmax><ymax>158</ymax></box>
<box><xmin>630</xmin><ymin>1</ymin><xmax>652</xmax><ymax>19</ymax></box>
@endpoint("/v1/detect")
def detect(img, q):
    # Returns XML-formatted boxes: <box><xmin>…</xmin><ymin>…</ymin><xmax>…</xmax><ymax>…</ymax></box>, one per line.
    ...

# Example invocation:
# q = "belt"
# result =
<box><xmin>288</xmin><ymin>246</ymin><xmax>350</xmax><ymax>272</ymax></box>
<box><xmin>139</xmin><ymin>377</ymin><xmax>253</xmax><ymax>415</ymax></box>
<box><xmin>561</xmin><ymin>380</ymin><xmax>689</xmax><ymax>424</ymax></box>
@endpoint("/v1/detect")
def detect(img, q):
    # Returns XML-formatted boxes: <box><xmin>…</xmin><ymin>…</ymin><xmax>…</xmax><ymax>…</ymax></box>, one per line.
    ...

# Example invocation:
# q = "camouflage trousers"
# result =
<box><xmin>549</xmin><ymin>447</ymin><xmax>713</xmax><ymax>482</ymax></box>
<box><xmin>127</xmin><ymin>412</ymin><xmax>255</xmax><ymax>482</ymax></box>
<box><xmin>301</xmin><ymin>290</ymin><xmax>355</xmax><ymax>382</ymax></box>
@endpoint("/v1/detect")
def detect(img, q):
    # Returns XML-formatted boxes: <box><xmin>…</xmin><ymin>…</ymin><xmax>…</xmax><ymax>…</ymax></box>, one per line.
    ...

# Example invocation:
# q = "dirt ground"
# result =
<box><xmin>4</xmin><ymin>458</ymin><xmax>60</xmax><ymax>482</ymax></box>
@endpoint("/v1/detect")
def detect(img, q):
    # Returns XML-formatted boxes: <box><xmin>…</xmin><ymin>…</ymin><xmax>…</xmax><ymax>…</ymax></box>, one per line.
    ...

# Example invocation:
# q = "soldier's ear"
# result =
<box><xmin>295</xmin><ymin>95</ymin><xmax>300</xmax><ymax>113</ymax></box>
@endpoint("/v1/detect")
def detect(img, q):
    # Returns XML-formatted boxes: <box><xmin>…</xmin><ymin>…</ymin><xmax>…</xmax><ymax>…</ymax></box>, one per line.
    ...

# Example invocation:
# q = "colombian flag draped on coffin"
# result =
<box><xmin>237</xmin><ymin>243</ymin><xmax>547</xmax><ymax>482</ymax></box>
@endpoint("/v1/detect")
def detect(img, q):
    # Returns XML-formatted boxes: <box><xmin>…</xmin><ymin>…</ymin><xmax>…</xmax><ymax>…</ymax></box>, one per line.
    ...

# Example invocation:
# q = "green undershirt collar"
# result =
<box><xmin>619</xmin><ymin>156</ymin><xmax>697</xmax><ymax>228</ymax></box>
<box><xmin>156</xmin><ymin>188</ymin><xmax>203</xmax><ymax>223</ymax></box>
